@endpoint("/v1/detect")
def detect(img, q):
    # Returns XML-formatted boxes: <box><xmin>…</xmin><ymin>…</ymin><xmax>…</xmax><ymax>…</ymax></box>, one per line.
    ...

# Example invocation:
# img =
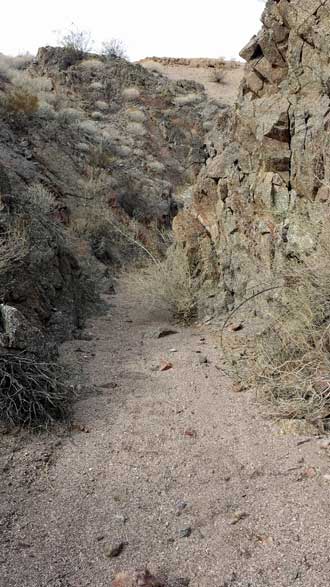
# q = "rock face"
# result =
<box><xmin>175</xmin><ymin>0</ymin><xmax>330</xmax><ymax>314</ymax></box>
<box><xmin>0</xmin><ymin>162</ymin><xmax>90</xmax><ymax>344</ymax></box>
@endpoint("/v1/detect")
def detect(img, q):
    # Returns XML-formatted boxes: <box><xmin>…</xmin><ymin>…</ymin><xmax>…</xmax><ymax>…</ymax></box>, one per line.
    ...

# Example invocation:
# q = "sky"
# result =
<box><xmin>1</xmin><ymin>0</ymin><xmax>265</xmax><ymax>61</ymax></box>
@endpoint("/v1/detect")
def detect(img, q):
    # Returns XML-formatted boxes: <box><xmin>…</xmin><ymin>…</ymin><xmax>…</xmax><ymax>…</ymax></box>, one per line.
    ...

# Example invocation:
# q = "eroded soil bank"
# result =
<box><xmin>1</xmin><ymin>288</ymin><xmax>330</xmax><ymax>587</ymax></box>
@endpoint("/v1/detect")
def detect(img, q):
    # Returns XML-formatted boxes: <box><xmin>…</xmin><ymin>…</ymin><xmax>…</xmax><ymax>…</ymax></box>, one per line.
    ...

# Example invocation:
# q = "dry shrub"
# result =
<box><xmin>79</xmin><ymin>58</ymin><xmax>105</xmax><ymax>70</ymax></box>
<box><xmin>90</xmin><ymin>80</ymin><xmax>103</xmax><ymax>91</ymax></box>
<box><xmin>0</xmin><ymin>225</ymin><xmax>27</xmax><ymax>274</ymax></box>
<box><xmin>9</xmin><ymin>71</ymin><xmax>52</xmax><ymax>94</ymax></box>
<box><xmin>211</xmin><ymin>69</ymin><xmax>226</xmax><ymax>84</ymax></box>
<box><xmin>122</xmin><ymin>87</ymin><xmax>140</xmax><ymax>100</ymax></box>
<box><xmin>127</xmin><ymin>108</ymin><xmax>146</xmax><ymax>122</ymax></box>
<box><xmin>244</xmin><ymin>248</ymin><xmax>330</xmax><ymax>423</ymax></box>
<box><xmin>26</xmin><ymin>183</ymin><xmax>56</xmax><ymax>214</ymax></box>
<box><xmin>173</xmin><ymin>93</ymin><xmax>201</xmax><ymax>106</ymax></box>
<box><xmin>4</xmin><ymin>88</ymin><xmax>39</xmax><ymax>114</ymax></box>
<box><xmin>121</xmin><ymin>244</ymin><xmax>196</xmax><ymax>321</ymax></box>
<box><xmin>102</xmin><ymin>38</ymin><xmax>127</xmax><ymax>60</ymax></box>
<box><xmin>0</xmin><ymin>53</ymin><xmax>33</xmax><ymax>71</ymax></box>
<box><xmin>78</xmin><ymin>119</ymin><xmax>99</xmax><ymax>136</ymax></box>
<box><xmin>58</xmin><ymin>25</ymin><xmax>93</xmax><ymax>53</ymax></box>
<box><xmin>56</xmin><ymin>107</ymin><xmax>84</xmax><ymax>125</ymax></box>
<box><xmin>0</xmin><ymin>352</ymin><xmax>70</xmax><ymax>426</ymax></box>
<box><xmin>0</xmin><ymin>54</ymin><xmax>32</xmax><ymax>82</ymax></box>
<box><xmin>127</xmin><ymin>121</ymin><xmax>146</xmax><ymax>136</ymax></box>
<box><xmin>95</xmin><ymin>100</ymin><xmax>108</xmax><ymax>111</ymax></box>
<box><xmin>147</xmin><ymin>160</ymin><xmax>165</xmax><ymax>173</ymax></box>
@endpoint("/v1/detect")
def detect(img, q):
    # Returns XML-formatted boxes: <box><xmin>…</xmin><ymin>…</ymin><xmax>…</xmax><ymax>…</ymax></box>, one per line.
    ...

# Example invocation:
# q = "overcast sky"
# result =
<box><xmin>1</xmin><ymin>0</ymin><xmax>265</xmax><ymax>61</ymax></box>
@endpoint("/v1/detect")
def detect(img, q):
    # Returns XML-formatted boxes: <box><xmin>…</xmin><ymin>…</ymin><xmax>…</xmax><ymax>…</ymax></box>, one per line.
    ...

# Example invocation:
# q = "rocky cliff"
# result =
<box><xmin>175</xmin><ymin>0</ymin><xmax>330</xmax><ymax>316</ymax></box>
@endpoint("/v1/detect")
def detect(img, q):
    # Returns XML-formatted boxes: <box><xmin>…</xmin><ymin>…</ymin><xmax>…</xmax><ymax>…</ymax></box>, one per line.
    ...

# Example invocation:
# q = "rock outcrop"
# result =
<box><xmin>175</xmin><ymin>0</ymin><xmax>330</xmax><ymax>315</ymax></box>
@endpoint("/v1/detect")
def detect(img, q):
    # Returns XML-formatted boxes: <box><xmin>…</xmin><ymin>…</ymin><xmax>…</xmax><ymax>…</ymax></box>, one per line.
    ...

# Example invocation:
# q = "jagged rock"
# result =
<box><xmin>0</xmin><ymin>305</ymin><xmax>54</xmax><ymax>358</ymax></box>
<box><xmin>0</xmin><ymin>305</ymin><xmax>42</xmax><ymax>349</ymax></box>
<box><xmin>175</xmin><ymin>0</ymin><xmax>330</xmax><ymax>316</ymax></box>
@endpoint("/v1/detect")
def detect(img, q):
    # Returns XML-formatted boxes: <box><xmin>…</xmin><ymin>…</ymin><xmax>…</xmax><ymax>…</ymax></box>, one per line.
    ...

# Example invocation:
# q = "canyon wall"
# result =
<box><xmin>175</xmin><ymin>0</ymin><xmax>330</xmax><ymax>314</ymax></box>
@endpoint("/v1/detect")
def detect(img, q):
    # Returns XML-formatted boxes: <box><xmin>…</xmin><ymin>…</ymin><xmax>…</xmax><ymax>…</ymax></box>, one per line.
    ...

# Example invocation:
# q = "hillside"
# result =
<box><xmin>0</xmin><ymin>47</ymin><xmax>227</xmax><ymax>356</ymax></box>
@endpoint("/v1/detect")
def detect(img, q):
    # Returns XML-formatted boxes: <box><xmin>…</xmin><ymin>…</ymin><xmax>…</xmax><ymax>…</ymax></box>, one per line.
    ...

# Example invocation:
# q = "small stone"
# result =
<box><xmin>256</xmin><ymin>534</ymin><xmax>273</xmax><ymax>546</ymax></box>
<box><xmin>175</xmin><ymin>499</ymin><xmax>188</xmax><ymax>515</ymax></box>
<box><xmin>230</xmin><ymin>511</ymin><xmax>249</xmax><ymax>525</ymax></box>
<box><xmin>228</xmin><ymin>322</ymin><xmax>244</xmax><ymax>332</ymax></box>
<box><xmin>184</xmin><ymin>429</ymin><xmax>197</xmax><ymax>439</ymax></box>
<box><xmin>115</xmin><ymin>514</ymin><xmax>128</xmax><ymax>523</ymax></box>
<box><xmin>77</xmin><ymin>333</ymin><xmax>93</xmax><ymax>341</ymax></box>
<box><xmin>160</xmin><ymin>360</ymin><xmax>173</xmax><ymax>372</ymax></box>
<box><xmin>179</xmin><ymin>527</ymin><xmax>192</xmax><ymax>538</ymax></box>
<box><xmin>302</xmin><ymin>466</ymin><xmax>317</xmax><ymax>479</ymax></box>
<box><xmin>112</xmin><ymin>569</ymin><xmax>163</xmax><ymax>587</ymax></box>
<box><xmin>104</xmin><ymin>541</ymin><xmax>126</xmax><ymax>558</ymax></box>
<box><xmin>323</xmin><ymin>474</ymin><xmax>330</xmax><ymax>481</ymax></box>
<box><xmin>71</xmin><ymin>423</ymin><xmax>90</xmax><ymax>433</ymax></box>
<box><xmin>198</xmin><ymin>355</ymin><xmax>208</xmax><ymax>365</ymax></box>
<box><xmin>169</xmin><ymin>348</ymin><xmax>178</xmax><ymax>353</ymax></box>
<box><xmin>232</xmin><ymin>383</ymin><xmax>246</xmax><ymax>393</ymax></box>
<box><xmin>99</xmin><ymin>382</ymin><xmax>118</xmax><ymax>389</ymax></box>
<box><xmin>155</xmin><ymin>328</ymin><xmax>178</xmax><ymax>339</ymax></box>
<box><xmin>319</xmin><ymin>439</ymin><xmax>330</xmax><ymax>450</ymax></box>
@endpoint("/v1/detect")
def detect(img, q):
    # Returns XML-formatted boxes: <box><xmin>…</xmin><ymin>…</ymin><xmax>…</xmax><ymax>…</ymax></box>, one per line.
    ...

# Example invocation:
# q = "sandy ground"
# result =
<box><xmin>140</xmin><ymin>60</ymin><xmax>244</xmax><ymax>104</ymax></box>
<box><xmin>2</xmin><ymin>288</ymin><xmax>330</xmax><ymax>586</ymax></box>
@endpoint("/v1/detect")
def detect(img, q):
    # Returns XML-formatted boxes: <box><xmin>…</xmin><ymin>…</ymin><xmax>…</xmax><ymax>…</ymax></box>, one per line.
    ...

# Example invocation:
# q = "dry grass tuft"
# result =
<box><xmin>0</xmin><ymin>223</ymin><xmax>28</xmax><ymax>276</ymax></box>
<box><xmin>242</xmin><ymin>247</ymin><xmax>330</xmax><ymax>424</ymax></box>
<box><xmin>4</xmin><ymin>88</ymin><xmax>39</xmax><ymax>114</ymax></box>
<box><xmin>173</xmin><ymin>93</ymin><xmax>201</xmax><ymax>106</ymax></box>
<box><xmin>121</xmin><ymin>244</ymin><xmax>197</xmax><ymax>321</ymax></box>
<box><xmin>122</xmin><ymin>87</ymin><xmax>140</xmax><ymax>100</ymax></box>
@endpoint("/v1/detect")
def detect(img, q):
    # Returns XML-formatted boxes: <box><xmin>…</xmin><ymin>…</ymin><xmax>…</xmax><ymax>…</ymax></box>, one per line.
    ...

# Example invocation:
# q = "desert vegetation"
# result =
<box><xmin>0</xmin><ymin>184</ymin><xmax>88</xmax><ymax>426</ymax></box>
<box><xmin>210</xmin><ymin>69</ymin><xmax>226</xmax><ymax>84</ymax></box>
<box><xmin>248</xmin><ymin>254</ymin><xmax>330</xmax><ymax>424</ymax></box>
<box><xmin>0</xmin><ymin>353</ymin><xmax>69</xmax><ymax>426</ymax></box>
<box><xmin>102</xmin><ymin>38</ymin><xmax>127</xmax><ymax>60</ymax></box>
<box><xmin>122</xmin><ymin>244</ymin><xmax>199</xmax><ymax>322</ymax></box>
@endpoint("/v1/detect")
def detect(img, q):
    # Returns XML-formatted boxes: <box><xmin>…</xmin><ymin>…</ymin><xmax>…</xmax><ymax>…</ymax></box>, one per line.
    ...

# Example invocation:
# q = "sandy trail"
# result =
<box><xmin>1</xmin><ymin>289</ymin><xmax>330</xmax><ymax>587</ymax></box>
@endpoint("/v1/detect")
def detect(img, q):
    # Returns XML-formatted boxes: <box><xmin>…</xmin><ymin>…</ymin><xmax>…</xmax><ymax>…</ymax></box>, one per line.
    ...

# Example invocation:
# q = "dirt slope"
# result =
<box><xmin>1</xmin><ymin>286</ymin><xmax>330</xmax><ymax>586</ymax></box>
